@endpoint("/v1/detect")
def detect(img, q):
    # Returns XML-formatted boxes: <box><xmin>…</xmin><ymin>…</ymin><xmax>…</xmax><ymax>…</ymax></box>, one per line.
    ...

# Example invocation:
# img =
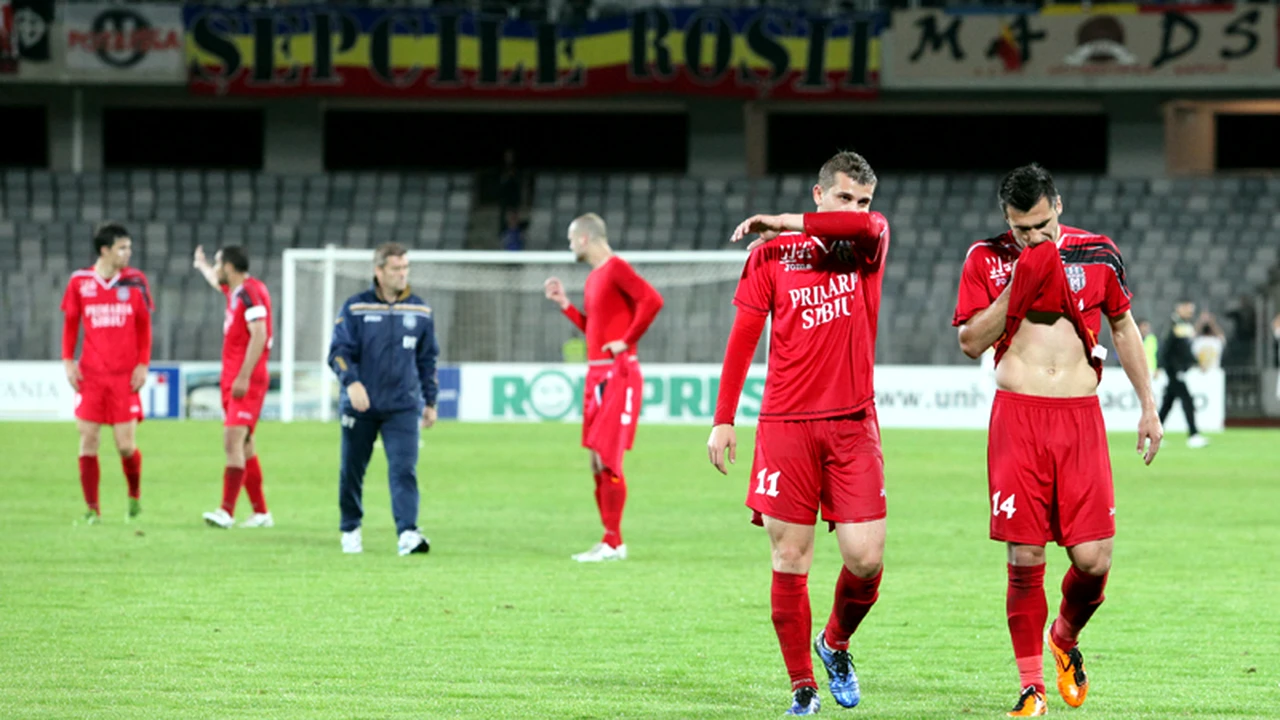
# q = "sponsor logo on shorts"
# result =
<box><xmin>237</xmin><ymin>411</ymin><xmax>254</xmax><ymax>420</ymax></box>
<box><xmin>130</xmin><ymin>405</ymin><xmax>140</xmax><ymax>413</ymax></box>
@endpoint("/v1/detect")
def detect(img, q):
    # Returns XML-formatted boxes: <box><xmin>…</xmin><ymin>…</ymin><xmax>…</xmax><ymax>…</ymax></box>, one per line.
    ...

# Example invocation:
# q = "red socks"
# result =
<box><xmin>592</xmin><ymin>470</ymin><xmax>606</xmax><ymax>532</ymax></box>
<box><xmin>823</xmin><ymin>566</ymin><xmax>882</xmax><ymax>651</ymax></box>
<box><xmin>78</xmin><ymin>456</ymin><xmax>101</xmax><ymax>512</ymax></box>
<box><xmin>1007</xmin><ymin>563</ymin><xmax>1048</xmax><ymax>693</ymax></box>
<box><xmin>121</xmin><ymin>449</ymin><xmax>142</xmax><ymax>500</ymax></box>
<box><xmin>595</xmin><ymin>469</ymin><xmax>626</xmax><ymax>548</ymax></box>
<box><xmin>1051</xmin><ymin>565</ymin><xmax>1108</xmax><ymax>651</ymax></box>
<box><xmin>771</xmin><ymin>571</ymin><xmax>817</xmax><ymax>690</ymax></box>
<box><xmin>221</xmin><ymin>466</ymin><xmax>246</xmax><ymax>516</ymax></box>
<box><xmin>243</xmin><ymin>456</ymin><xmax>268</xmax><ymax>515</ymax></box>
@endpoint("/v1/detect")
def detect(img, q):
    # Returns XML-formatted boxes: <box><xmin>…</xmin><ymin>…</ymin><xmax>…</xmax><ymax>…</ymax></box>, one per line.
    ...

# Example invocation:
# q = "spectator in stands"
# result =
<box><xmin>1224</xmin><ymin>293</ymin><xmax>1256</xmax><ymax>367</ymax></box>
<box><xmin>1273</xmin><ymin>312</ymin><xmax>1280</xmax><ymax>368</ymax></box>
<box><xmin>1157</xmin><ymin>301</ymin><xmax>1207</xmax><ymax>448</ymax></box>
<box><xmin>501</xmin><ymin>209</ymin><xmax>526</xmax><ymax>251</ymax></box>
<box><xmin>562</xmin><ymin>332</ymin><xmax>587</xmax><ymax>363</ymax></box>
<box><xmin>1191</xmin><ymin>310</ymin><xmax>1225</xmax><ymax>370</ymax></box>
<box><xmin>498</xmin><ymin>148</ymin><xmax>528</xmax><ymax>235</ymax></box>
<box><xmin>1138</xmin><ymin>318</ymin><xmax>1158</xmax><ymax>378</ymax></box>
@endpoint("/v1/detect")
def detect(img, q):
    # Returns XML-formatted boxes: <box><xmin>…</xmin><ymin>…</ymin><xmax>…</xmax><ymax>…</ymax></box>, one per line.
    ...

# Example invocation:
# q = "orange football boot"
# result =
<box><xmin>1007</xmin><ymin>686</ymin><xmax>1047</xmax><ymax>717</ymax></box>
<box><xmin>1047</xmin><ymin>631</ymin><xmax>1089</xmax><ymax>708</ymax></box>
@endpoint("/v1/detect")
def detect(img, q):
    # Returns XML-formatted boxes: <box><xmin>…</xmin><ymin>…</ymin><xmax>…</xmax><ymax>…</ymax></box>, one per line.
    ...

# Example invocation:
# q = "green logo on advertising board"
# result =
<box><xmin>492</xmin><ymin>372</ymin><xmax>585</xmax><ymax>420</ymax></box>
<box><xmin>491</xmin><ymin>370</ymin><xmax>764</xmax><ymax>421</ymax></box>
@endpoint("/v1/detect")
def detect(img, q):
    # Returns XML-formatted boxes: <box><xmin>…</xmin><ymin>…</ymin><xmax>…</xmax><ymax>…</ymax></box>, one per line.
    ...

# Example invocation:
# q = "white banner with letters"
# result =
<box><xmin>0</xmin><ymin>361</ymin><xmax>1226</xmax><ymax>431</ymax></box>
<box><xmin>0</xmin><ymin>361</ymin><xmax>183</xmax><ymax>420</ymax></box>
<box><xmin>457</xmin><ymin>362</ymin><xmax>1225</xmax><ymax>432</ymax></box>
<box><xmin>63</xmin><ymin>3</ymin><xmax>184</xmax><ymax>80</ymax></box>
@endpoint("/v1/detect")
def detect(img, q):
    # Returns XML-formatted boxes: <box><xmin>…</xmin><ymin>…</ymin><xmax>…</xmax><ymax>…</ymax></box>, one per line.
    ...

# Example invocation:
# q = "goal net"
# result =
<box><xmin>279</xmin><ymin>248</ymin><xmax>761</xmax><ymax>421</ymax></box>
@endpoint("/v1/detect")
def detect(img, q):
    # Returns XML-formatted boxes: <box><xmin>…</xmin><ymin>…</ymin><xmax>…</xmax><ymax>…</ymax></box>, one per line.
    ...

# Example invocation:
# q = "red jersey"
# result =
<box><xmin>221</xmin><ymin>277</ymin><xmax>273</xmax><ymax>385</ymax></box>
<box><xmin>952</xmin><ymin>226</ymin><xmax>1132</xmax><ymax>357</ymax></box>
<box><xmin>60</xmin><ymin>267</ymin><xmax>153</xmax><ymax>376</ymax></box>
<box><xmin>562</xmin><ymin>256</ymin><xmax>664</xmax><ymax>361</ymax></box>
<box><xmin>730</xmin><ymin>212</ymin><xmax>889</xmax><ymax>421</ymax></box>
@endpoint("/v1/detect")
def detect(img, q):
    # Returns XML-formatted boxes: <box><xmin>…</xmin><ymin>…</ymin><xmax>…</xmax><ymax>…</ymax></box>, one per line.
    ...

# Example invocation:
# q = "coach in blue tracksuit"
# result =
<box><xmin>327</xmin><ymin>243</ymin><xmax>439</xmax><ymax>556</ymax></box>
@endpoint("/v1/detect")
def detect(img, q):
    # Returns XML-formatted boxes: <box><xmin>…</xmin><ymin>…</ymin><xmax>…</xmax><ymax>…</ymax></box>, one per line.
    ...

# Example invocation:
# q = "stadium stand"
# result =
<box><xmin>1</xmin><ymin>169</ymin><xmax>1276</xmax><ymax>365</ymax></box>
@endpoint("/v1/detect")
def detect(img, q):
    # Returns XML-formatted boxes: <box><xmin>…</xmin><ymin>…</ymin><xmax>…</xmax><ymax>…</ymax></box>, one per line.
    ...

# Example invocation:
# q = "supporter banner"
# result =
<box><xmin>457</xmin><ymin>363</ymin><xmax>1225</xmax><ymax>432</ymax></box>
<box><xmin>64</xmin><ymin>3</ymin><xmax>185</xmax><ymax>80</ymax></box>
<box><xmin>184</xmin><ymin>5</ymin><xmax>883</xmax><ymax>98</ymax></box>
<box><xmin>0</xmin><ymin>0</ymin><xmax>52</xmax><ymax>76</ymax></box>
<box><xmin>887</xmin><ymin>5</ymin><xmax>1278</xmax><ymax>89</ymax></box>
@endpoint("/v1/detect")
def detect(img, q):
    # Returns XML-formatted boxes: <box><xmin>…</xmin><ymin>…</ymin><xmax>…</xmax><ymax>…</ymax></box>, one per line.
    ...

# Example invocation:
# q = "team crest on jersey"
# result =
<box><xmin>986</xmin><ymin>257</ymin><xmax>1012</xmax><ymax>287</ymax></box>
<box><xmin>1066</xmin><ymin>264</ymin><xmax>1086</xmax><ymax>293</ymax></box>
<box><xmin>79</xmin><ymin>280</ymin><xmax>98</xmax><ymax>297</ymax></box>
<box><xmin>117</xmin><ymin>287</ymin><xmax>130</xmax><ymax>301</ymax></box>
<box><xmin>777</xmin><ymin>243</ymin><xmax>814</xmax><ymax>272</ymax></box>
<box><xmin>402</xmin><ymin>314</ymin><xmax>416</xmax><ymax>329</ymax></box>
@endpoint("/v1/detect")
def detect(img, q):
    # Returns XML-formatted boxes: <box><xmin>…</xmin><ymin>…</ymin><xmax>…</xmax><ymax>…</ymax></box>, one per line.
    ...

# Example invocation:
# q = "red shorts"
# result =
<box><xmin>988</xmin><ymin>390</ymin><xmax>1115</xmax><ymax>547</ymax></box>
<box><xmin>75</xmin><ymin>372</ymin><xmax>143</xmax><ymax>425</ymax></box>
<box><xmin>222</xmin><ymin>382</ymin><xmax>268</xmax><ymax>432</ymax></box>
<box><xmin>747</xmin><ymin>410</ymin><xmax>886</xmax><ymax>528</ymax></box>
<box><xmin>581</xmin><ymin>361</ymin><xmax>642</xmax><ymax>451</ymax></box>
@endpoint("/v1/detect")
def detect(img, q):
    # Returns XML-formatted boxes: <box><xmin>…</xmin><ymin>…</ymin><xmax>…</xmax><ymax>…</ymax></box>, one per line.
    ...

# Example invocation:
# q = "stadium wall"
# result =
<box><xmin>0</xmin><ymin>86</ymin><xmax>1183</xmax><ymax>178</ymax></box>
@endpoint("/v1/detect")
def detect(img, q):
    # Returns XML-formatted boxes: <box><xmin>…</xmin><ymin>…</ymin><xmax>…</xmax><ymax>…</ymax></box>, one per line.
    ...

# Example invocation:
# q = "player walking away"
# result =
<box><xmin>1158</xmin><ymin>301</ymin><xmax>1207</xmax><ymax>448</ymax></box>
<box><xmin>193</xmin><ymin>246</ymin><xmax>274</xmax><ymax>529</ymax></box>
<box><xmin>543</xmin><ymin>213</ymin><xmax>663</xmax><ymax>562</ymax></box>
<box><xmin>327</xmin><ymin>243</ymin><xmax>438</xmax><ymax>556</ymax></box>
<box><xmin>707</xmin><ymin>151</ymin><xmax>888</xmax><ymax>716</ymax></box>
<box><xmin>953</xmin><ymin>164</ymin><xmax>1162</xmax><ymax>716</ymax></box>
<box><xmin>61</xmin><ymin>222</ymin><xmax>152</xmax><ymax>524</ymax></box>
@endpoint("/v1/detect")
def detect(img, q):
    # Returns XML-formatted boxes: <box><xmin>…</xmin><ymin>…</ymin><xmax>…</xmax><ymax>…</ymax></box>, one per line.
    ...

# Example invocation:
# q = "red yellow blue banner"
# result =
<box><xmin>184</xmin><ymin>6</ymin><xmax>884</xmax><ymax>98</ymax></box>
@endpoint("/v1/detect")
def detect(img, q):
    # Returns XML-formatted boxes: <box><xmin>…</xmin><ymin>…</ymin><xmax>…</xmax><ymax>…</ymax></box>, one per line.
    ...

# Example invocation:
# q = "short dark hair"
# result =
<box><xmin>219</xmin><ymin>245</ymin><xmax>250</xmax><ymax>273</ymax></box>
<box><xmin>374</xmin><ymin>242</ymin><xmax>408</xmax><ymax>267</ymax></box>
<box><xmin>818</xmin><ymin>150</ymin><xmax>876</xmax><ymax>190</ymax></box>
<box><xmin>998</xmin><ymin>163</ymin><xmax>1059</xmax><ymax>213</ymax></box>
<box><xmin>93</xmin><ymin>222</ymin><xmax>130</xmax><ymax>256</ymax></box>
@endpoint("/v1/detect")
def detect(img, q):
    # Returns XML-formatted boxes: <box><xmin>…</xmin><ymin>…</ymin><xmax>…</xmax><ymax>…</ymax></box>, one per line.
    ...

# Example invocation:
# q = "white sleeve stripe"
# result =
<box><xmin>244</xmin><ymin>306</ymin><xmax>267</xmax><ymax>322</ymax></box>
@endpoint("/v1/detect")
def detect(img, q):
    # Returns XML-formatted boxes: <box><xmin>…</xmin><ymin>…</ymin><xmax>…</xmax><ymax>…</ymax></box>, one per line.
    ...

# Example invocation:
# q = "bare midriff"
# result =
<box><xmin>995</xmin><ymin>312</ymin><xmax>1097</xmax><ymax>397</ymax></box>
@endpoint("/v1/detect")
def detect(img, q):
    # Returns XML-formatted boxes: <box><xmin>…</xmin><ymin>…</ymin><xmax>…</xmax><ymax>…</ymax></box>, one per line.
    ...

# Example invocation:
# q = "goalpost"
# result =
<box><xmin>279</xmin><ymin>247</ymin><xmax>759</xmax><ymax>422</ymax></box>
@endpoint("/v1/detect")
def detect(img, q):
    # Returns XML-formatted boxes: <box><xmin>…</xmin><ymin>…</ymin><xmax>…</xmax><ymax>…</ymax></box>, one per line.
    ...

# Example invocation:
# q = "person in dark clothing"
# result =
<box><xmin>501</xmin><ymin>209</ymin><xmax>526</xmax><ymax>251</ymax></box>
<box><xmin>498</xmin><ymin>148</ymin><xmax>527</xmax><ymax>235</ymax></box>
<box><xmin>328</xmin><ymin>243</ymin><xmax>440</xmax><ymax>556</ymax></box>
<box><xmin>1157</xmin><ymin>301</ymin><xmax>1206</xmax><ymax>448</ymax></box>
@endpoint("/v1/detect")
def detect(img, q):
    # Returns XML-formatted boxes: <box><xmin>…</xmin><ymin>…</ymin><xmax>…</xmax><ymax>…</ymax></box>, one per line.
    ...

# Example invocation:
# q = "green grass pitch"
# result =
<box><xmin>1</xmin><ymin>422</ymin><xmax>1277</xmax><ymax>719</ymax></box>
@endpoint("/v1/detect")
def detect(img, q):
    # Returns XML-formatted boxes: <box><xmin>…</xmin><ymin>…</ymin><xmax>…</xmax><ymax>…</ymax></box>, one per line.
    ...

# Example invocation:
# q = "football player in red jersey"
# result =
<box><xmin>193</xmin><ymin>245</ymin><xmax>274</xmax><ymax>529</ymax></box>
<box><xmin>953</xmin><ymin>164</ymin><xmax>1162</xmax><ymax>716</ymax></box>
<box><xmin>543</xmin><ymin>213</ymin><xmax>664</xmax><ymax>562</ymax></box>
<box><xmin>61</xmin><ymin>222</ymin><xmax>153</xmax><ymax>524</ymax></box>
<box><xmin>708</xmin><ymin>151</ymin><xmax>888</xmax><ymax>715</ymax></box>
